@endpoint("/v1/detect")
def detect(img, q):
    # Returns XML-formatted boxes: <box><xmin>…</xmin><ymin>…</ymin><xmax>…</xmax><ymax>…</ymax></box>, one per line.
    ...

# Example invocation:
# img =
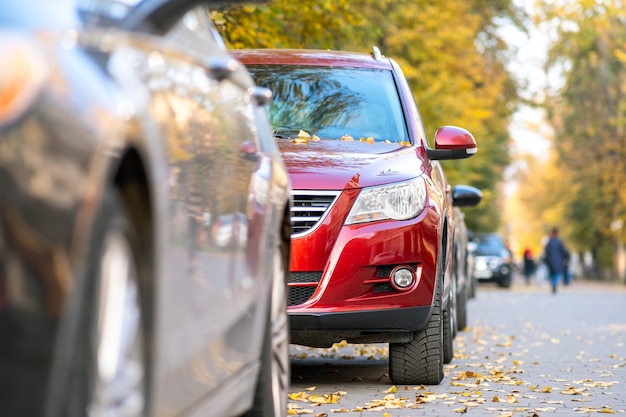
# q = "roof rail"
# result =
<box><xmin>371</xmin><ymin>46</ymin><xmax>383</xmax><ymax>61</ymax></box>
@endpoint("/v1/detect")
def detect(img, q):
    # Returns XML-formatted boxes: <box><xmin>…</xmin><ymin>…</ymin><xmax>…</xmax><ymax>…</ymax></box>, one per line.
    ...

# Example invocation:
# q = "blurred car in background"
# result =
<box><xmin>471</xmin><ymin>233</ymin><xmax>514</xmax><ymax>288</ymax></box>
<box><xmin>0</xmin><ymin>1</ymin><xmax>291</xmax><ymax>416</ymax></box>
<box><xmin>450</xmin><ymin>186</ymin><xmax>482</xmax><ymax>330</ymax></box>
<box><xmin>233</xmin><ymin>47</ymin><xmax>478</xmax><ymax>385</ymax></box>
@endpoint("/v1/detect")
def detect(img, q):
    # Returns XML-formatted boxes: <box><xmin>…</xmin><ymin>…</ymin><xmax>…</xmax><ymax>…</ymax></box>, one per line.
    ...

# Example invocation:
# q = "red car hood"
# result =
<box><xmin>278</xmin><ymin>139</ymin><xmax>428</xmax><ymax>190</ymax></box>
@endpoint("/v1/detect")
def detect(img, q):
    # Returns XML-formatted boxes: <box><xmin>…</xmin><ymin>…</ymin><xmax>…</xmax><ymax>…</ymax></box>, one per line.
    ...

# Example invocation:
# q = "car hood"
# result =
<box><xmin>278</xmin><ymin>139</ymin><xmax>428</xmax><ymax>190</ymax></box>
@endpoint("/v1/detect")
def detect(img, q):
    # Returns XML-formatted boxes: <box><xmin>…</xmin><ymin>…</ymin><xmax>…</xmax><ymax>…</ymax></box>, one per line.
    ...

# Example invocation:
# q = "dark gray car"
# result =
<box><xmin>471</xmin><ymin>233</ymin><xmax>514</xmax><ymax>288</ymax></box>
<box><xmin>0</xmin><ymin>1</ymin><xmax>291</xmax><ymax>416</ymax></box>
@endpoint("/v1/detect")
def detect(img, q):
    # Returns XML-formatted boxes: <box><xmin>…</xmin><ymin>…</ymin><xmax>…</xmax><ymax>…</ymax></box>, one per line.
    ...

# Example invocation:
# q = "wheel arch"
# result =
<box><xmin>111</xmin><ymin>146</ymin><xmax>156</xmax><ymax>410</ymax></box>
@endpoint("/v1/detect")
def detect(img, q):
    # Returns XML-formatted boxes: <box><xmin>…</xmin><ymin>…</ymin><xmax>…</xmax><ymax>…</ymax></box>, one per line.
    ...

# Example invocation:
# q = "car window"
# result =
<box><xmin>247</xmin><ymin>65</ymin><xmax>408</xmax><ymax>143</ymax></box>
<box><xmin>475</xmin><ymin>235</ymin><xmax>509</xmax><ymax>256</ymax></box>
<box><xmin>475</xmin><ymin>241</ymin><xmax>504</xmax><ymax>256</ymax></box>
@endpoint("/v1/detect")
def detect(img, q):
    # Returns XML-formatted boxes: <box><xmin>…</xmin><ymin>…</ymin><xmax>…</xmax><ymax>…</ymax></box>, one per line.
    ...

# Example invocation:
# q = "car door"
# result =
<box><xmin>108</xmin><ymin>5</ymin><xmax>264</xmax><ymax>413</ymax></box>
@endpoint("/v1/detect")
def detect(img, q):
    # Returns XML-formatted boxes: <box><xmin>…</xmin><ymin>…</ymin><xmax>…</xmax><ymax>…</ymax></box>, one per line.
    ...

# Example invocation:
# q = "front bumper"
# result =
<box><xmin>290</xmin><ymin>305</ymin><xmax>431</xmax><ymax>331</ymax></box>
<box><xmin>289</xmin><ymin>305</ymin><xmax>432</xmax><ymax>347</ymax></box>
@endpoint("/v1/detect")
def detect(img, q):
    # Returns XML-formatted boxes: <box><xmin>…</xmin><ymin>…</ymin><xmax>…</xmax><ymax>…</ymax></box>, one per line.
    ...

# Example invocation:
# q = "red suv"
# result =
<box><xmin>233</xmin><ymin>48</ymin><xmax>480</xmax><ymax>385</ymax></box>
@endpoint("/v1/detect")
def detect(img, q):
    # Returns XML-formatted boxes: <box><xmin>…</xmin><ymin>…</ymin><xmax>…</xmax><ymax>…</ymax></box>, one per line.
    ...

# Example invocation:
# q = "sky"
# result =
<box><xmin>501</xmin><ymin>0</ymin><xmax>553</xmax><ymax>159</ymax></box>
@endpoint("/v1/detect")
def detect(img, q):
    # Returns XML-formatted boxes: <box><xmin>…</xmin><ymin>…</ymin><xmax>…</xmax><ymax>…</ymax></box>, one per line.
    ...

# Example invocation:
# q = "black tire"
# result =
<box><xmin>389</xmin><ymin>277</ymin><xmax>444</xmax><ymax>385</ymax></box>
<box><xmin>243</xmin><ymin>246</ymin><xmax>289</xmax><ymax>417</ymax></box>
<box><xmin>498</xmin><ymin>275</ymin><xmax>512</xmax><ymax>288</ymax></box>
<box><xmin>442</xmin><ymin>303</ymin><xmax>454</xmax><ymax>364</ymax></box>
<box><xmin>60</xmin><ymin>189</ymin><xmax>145</xmax><ymax>417</ymax></box>
<box><xmin>468</xmin><ymin>275</ymin><xmax>476</xmax><ymax>298</ymax></box>
<box><xmin>456</xmin><ymin>281</ymin><xmax>468</xmax><ymax>331</ymax></box>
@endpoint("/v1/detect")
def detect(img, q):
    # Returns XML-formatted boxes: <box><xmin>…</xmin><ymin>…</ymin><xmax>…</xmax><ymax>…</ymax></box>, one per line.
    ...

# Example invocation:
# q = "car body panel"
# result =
<box><xmin>0</xmin><ymin>2</ymin><xmax>290</xmax><ymax>417</ymax></box>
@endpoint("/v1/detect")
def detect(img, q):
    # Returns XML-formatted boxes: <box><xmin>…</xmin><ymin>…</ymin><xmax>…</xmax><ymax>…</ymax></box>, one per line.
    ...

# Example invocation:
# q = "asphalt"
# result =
<box><xmin>287</xmin><ymin>276</ymin><xmax>626</xmax><ymax>416</ymax></box>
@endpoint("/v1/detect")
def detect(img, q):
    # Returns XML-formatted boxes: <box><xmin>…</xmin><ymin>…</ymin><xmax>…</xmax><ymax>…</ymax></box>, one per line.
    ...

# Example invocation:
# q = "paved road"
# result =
<box><xmin>287</xmin><ymin>277</ymin><xmax>626</xmax><ymax>416</ymax></box>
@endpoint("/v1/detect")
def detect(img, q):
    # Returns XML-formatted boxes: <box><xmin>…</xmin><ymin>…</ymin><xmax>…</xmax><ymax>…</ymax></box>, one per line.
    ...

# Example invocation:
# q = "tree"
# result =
<box><xmin>538</xmin><ymin>0</ymin><xmax>626</xmax><ymax>280</ymax></box>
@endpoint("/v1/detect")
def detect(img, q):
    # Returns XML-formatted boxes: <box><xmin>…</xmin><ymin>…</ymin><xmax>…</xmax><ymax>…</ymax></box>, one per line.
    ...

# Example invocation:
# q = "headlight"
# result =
<box><xmin>345</xmin><ymin>177</ymin><xmax>427</xmax><ymax>225</ymax></box>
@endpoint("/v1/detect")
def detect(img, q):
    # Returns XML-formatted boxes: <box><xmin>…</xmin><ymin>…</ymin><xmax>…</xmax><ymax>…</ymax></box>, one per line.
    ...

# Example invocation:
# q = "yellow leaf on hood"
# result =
<box><xmin>298</xmin><ymin>130</ymin><xmax>310</xmax><ymax>138</ymax></box>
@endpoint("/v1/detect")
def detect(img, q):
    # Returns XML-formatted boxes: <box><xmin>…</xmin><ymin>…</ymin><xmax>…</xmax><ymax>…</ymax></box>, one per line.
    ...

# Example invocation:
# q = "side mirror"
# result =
<box><xmin>452</xmin><ymin>184</ymin><xmax>482</xmax><ymax>207</ymax></box>
<box><xmin>427</xmin><ymin>126</ymin><xmax>477</xmax><ymax>160</ymax></box>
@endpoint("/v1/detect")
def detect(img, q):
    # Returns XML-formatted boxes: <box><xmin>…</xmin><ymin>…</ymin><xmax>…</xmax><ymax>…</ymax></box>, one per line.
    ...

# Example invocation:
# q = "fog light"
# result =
<box><xmin>390</xmin><ymin>266</ymin><xmax>416</xmax><ymax>291</ymax></box>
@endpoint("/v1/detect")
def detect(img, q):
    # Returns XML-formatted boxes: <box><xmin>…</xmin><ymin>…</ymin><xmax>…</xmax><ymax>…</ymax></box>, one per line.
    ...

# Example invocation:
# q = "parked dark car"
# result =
<box><xmin>0</xmin><ymin>1</ymin><xmax>291</xmax><ymax>416</ymax></box>
<box><xmin>233</xmin><ymin>47</ymin><xmax>479</xmax><ymax>385</ymax></box>
<box><xmin>472</xmin><ymin>233</ymin><xmax>514</xmax><ymax>288</ymax></box>
<box><xmin>451</xmin><ymin>187</ymin><xmax>482</xmax><ymax>329</ymax></box>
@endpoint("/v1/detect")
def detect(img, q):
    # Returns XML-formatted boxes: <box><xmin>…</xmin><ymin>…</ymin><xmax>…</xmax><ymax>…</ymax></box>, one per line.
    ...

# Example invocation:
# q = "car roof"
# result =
<box><xmin>231</xmin><ymin>48</ymin><xmax>394</xmax><ymax>70</ymax></box>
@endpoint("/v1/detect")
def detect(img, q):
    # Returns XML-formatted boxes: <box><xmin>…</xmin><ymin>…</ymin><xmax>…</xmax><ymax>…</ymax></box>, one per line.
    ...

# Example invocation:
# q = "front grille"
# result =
<box><xmin>288</xmin><ymin>287</ymin><xmax>317</xmax><ymax>306</ymax></box>
<box><xmin>291</xmin><ymin>190</ymin><xmax>341</xmax><ymax>236</ymax></box>
<box><xmin>373</xmin><ymin>283</ymin><xmax>394</xmax><ymax>293</ymax></box>
<box><xmin>288</xmin><ymin>271</ymin><xmax>322</xmax><ymax>306</ymax></box>
<box><xmin>289</xmin><ymin>271</ymin><xmax>324</xmax><ymax>283</ymax></box>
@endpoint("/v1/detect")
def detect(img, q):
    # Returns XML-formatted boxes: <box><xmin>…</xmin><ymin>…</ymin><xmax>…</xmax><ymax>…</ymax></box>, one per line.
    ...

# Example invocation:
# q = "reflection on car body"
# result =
<box><xmin>233</xmin><ymin>47</ymin><xmax>481</xmax><ymax>385</ymax></box>
<box><xmin>0</xmin><ymin>1</ymin><xmax>291</xmax><ymax>416</ymax></box>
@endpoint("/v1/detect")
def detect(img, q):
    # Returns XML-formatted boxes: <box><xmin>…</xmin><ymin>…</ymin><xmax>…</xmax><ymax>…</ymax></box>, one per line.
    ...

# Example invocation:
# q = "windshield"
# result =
<box><xmin>475</xmin><ymin>235</ymin><xmax>508</xmax><ymax>257</ymax></box>
<box><xmin>247</xmin><ymin>65</ymin><xmax>409</xmax><ymax>143</ymax></box>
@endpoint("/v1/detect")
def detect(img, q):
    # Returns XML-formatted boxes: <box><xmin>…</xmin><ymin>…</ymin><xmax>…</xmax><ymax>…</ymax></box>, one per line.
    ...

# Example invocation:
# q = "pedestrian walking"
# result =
<box><xmin>522</xmin><ymin>246</ymin><xmax>536</xmax><ymax>285</ymax></box>
<box><xmin>542</xmin><ymin>228</ymin><xmax>569</xmax><ymax>293</ymax></box>
<box><xmin>563</xmin><ymin>247</ymin><xmax>572</xmax><ymax>285</ymax></box>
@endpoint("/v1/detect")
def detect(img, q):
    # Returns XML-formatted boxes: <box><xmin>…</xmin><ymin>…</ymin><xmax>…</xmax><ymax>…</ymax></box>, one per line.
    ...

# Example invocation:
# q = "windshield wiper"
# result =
<box><xmin>273</xmin><ymin>128</ymin><xmax>306</xmax><ymax>139</ymax></box>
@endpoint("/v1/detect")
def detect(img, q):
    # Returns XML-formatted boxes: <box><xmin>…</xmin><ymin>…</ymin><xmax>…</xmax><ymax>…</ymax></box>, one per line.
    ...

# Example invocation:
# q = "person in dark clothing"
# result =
<box><xmin>522</xmin><ymin>246</ymin><xmax>536</xmax><ymax>285</ymax></box>
<box><xmin>543</xmin><ymin>228</ymin><xmax>569</xmax><ymax>293</ymax></box>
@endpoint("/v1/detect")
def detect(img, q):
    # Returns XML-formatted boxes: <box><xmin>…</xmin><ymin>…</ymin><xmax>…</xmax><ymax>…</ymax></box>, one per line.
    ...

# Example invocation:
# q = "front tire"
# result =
<box><xmin>60</xmin><ymin>189</ymin><xmax>146</xmax><ymax>417</ymax></box>
<box><xmin>244</xmin><ymin>245</ymin><xmax>289</xmax><ymax>417</ymax></box>
<box><xmin>389</xmin><ymin>277</ymin><xmax>444</xmax><ymax>385</ymax></box>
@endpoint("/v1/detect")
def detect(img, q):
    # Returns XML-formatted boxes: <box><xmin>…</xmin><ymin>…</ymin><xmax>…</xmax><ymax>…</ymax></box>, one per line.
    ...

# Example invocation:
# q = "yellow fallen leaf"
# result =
<box><xmin>454</xmin><ymin>406</ymin><xmax>468</xmax><ymax>413</ymax></box>
<box><xmin>383</xmin><ymin>386</ymin><xmax>397</xmax><ymax>394</ymax></box>
<box><xmin>535</xmin><ymin>407</ymin><xmax>557</xmax><ymax>412</ymax></box>
<box><xmin>340</xmin><ymin>134</ymin><xmax>354</xmax><ymax>141</ymax></box>
<box><xmin>311</xmin><ymin>134</ymin><xmax>320</xmax><ymax>141</ymax></box>
<box><xmin>291</xmin><ymin>137</ymin><xmax>309</xmax><ymax>144</ymax></box>
<box><xmin>305</xmin><ymin>386</ymin><xmax>316</xmax><ymax>391</ymax></box>
<box><xmin>560</xmin><ymin>387</ymin><xmax>584</xmax><ymax>395</ymax></box>
<box><xmin>541</xmin><ymin>386</ymin><xmax>552</xmax><ymax>393</ymax></box>
<box><xmin>298</xmin><ymin>130</ymin><xmax>310</xmax><ymax>138</ymax></box>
